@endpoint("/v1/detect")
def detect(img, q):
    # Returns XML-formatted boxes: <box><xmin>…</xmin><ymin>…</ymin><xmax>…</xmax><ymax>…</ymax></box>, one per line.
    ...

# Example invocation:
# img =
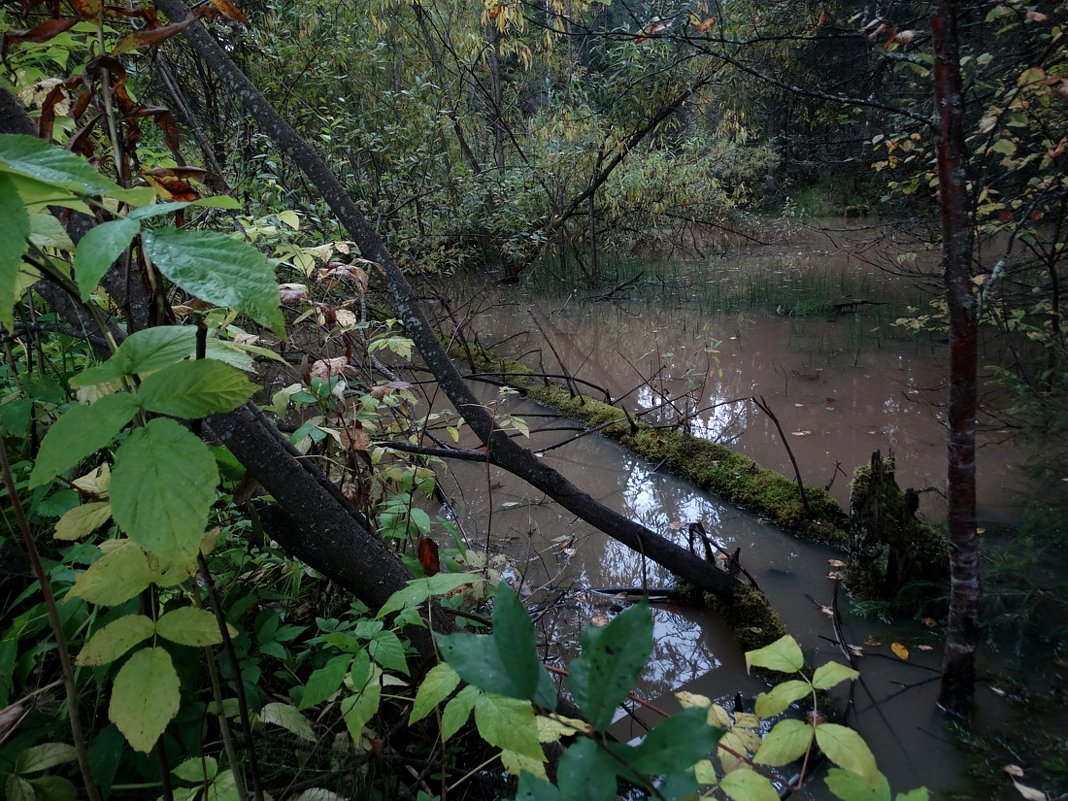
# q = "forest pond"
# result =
<box><xmin>435</xmin><ymin>220</ymin><xmax>1030</xmax><ymax>796</ymax></box>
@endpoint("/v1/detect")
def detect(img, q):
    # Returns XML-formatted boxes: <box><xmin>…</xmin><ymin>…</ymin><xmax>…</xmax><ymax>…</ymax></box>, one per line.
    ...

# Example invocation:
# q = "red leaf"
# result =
<box><xmin>207</xmin><ymin>0</ymin><xmax>246</xmax><ymax>22</ymax></box>
<box><xmin>417</xmin><ymin>537</ymin><xmax>440</xmax><ymax>577</ymax></box>
<box><xmin>111</xmin><ymin>15</ymin><xmax>197</xmax><ymax>55</ymax></box>
<box><xmin>70</xmin><ymin>0</ymin><xmax>102</xmax><ymax>18</ymax></box>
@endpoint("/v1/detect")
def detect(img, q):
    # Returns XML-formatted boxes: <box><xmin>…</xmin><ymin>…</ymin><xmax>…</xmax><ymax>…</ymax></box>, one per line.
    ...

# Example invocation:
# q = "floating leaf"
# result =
<box><xmin>1012</xmin><ymin>781</ymin><xmax>1047</xmax><ymax>801</ymax></box>
<box><xmin>890</xmin><ymin>642</ymin><xmax>909</xmax><ymax>660</ymax></box>
<box><xmin>109</xmin><ymin>647</ymin><xmax>181</xmax><ymax>752</ymax></box>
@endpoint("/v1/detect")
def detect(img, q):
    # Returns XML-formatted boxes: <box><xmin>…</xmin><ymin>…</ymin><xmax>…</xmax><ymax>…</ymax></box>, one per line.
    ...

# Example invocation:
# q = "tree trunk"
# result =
<box><xmin>153</xmin><ymin>0</ymin><xmax>744</xmax><ymax>603</ymax></box>
<box><xmin>931</xmin><ymin>1</ymin><xmax>981</xmax><ymax>715</ymax></box>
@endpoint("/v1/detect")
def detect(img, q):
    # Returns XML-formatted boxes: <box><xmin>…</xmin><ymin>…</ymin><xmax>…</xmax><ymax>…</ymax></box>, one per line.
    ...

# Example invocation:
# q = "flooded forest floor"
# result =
<box><xmin>423</xmin><ymin>218</ymin><xmax>1067</xmax><ymax>800</ymax></box>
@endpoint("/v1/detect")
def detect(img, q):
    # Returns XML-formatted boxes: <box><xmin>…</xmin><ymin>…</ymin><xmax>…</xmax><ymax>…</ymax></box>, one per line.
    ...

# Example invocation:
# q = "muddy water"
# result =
<box><xmin>431</xmin><ymin>222</ymin><xmax>1026</xmax><ymax>795</ymax></box>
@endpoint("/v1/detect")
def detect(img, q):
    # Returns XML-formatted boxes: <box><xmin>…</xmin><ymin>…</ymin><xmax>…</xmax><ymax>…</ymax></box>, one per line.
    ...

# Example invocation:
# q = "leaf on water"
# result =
<box><xmin>922</xmin><ymin>617</ymin><xmax>938</xmax><ymax>628</ymax></box>
<box><xmin>1003</xmin><ymin>765</ymin><xmax>1025</xmax><ymax>778</ymax></box>
<box><xmin>827</xmin><ymin>559</ymin><xmax>847</xmax><ymax>569</ymax></box>
<box><xmin>891</xmin><ymin>642</ymin><xmax>909</xmax><ymax>660</ymax></box>
<box><xmin>915</xmin><ymin>644</ymin><xmax>934</xmax><ymax>652</ymax></box>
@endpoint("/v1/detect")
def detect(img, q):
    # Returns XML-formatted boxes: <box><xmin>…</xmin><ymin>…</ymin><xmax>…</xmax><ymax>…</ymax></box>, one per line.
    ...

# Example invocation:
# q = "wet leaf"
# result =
<box><xmin>915</xmin><ymin>644</ymin><xmax>934</xmax><ymax>652</ymax></box>
<box><xmin>1003</xmin><ymin>765</ymin><xmax>1025</xmax><ymax>778</ymax></box>
<box><xmin>863</xmin><ymin>636</ymin><xmax>881</xmax><ymax>647</ymax></box>
<box><xmin>890</xmin><ymin>642</ymin><xmax>909</xmax><ymax>660</ymax></box>
<box><xmin>826</xmin><ymin>570</ymin><xmax>846</xmax><ymax>581</ymax></box>
<box><xmin>827</xmin><ymin>559</ymin><xmax>847</xmax><ymax>569</ymax></box>
<box><xmin>922</xmin><ymin>617</ymin><xmax>938</xmax><ymax>628</ymax></box>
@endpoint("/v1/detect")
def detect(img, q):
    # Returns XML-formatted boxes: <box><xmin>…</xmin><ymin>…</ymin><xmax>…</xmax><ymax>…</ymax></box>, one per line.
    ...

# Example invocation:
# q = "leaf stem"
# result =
<box><xmin>0</xmin><ymin>446</ymin><xmax>102</xmax><ymax>801</ymax></box>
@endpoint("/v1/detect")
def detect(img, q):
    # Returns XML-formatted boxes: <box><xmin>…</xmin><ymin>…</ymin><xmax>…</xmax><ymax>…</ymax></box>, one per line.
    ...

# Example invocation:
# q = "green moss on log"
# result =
<box><xmin>449</xmin><ymin>339</ymin><xmax>847</xmax><ymax>543</ymax></box>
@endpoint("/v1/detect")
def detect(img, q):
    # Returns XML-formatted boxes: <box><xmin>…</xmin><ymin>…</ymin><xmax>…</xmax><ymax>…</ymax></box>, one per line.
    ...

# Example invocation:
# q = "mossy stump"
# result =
<box><xmin>846</xmin><ymin>451</ymin><xmax>947</xmax><ymax>602</ymax></box>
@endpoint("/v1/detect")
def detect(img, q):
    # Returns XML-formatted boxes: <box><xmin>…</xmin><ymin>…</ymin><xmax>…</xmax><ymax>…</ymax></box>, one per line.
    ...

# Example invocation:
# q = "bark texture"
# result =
<box><xmin>153</xmin><ymin>0</ymin><xmax>744</xmax><ymax>603</ymax></box>
<box><xmin>932</xmin><ymin>2</ymin><xmax>981</xmax><ymax>714</ymax></box>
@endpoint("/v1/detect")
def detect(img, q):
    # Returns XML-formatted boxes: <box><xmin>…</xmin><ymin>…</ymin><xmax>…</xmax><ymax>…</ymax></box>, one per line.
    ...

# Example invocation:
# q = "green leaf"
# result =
<box><xmin>894</xmin><ymin>789</ymin><xmax>929</xmax><ymax>801</ymax></box>
<box><xmin>435</xmin><ymin>583</ymin><xmax>552</xmax><ymax>704</ymax></box>
<box><xmin>260</xmin><ymin>702</ymin><xmax>315</xmax><ymax>742</ymax></box>
<box><xmin>128</xmin><ymin>196</ymin><xmax>241</xmax><ymax>220</ymax></box>
<box><xmin>754</xmin><ymin>679</ymin><xmax>811</xmax><ymax>718</ymax></box>
<box><xmin>745</xmin><ymin>634</ymin><xmax>804</xmax><ymax>674</ymax></box>
<box><xmin>73</xmin><ymin>218</ymin><xmax>140</xmax><ymax>302</ymax></box>
<box><xmin>815</xmin><ymin>723</ymin><xmax>879</xmax><ymax>785</ymax></box>
<box><xmin>825</xmin><ymin>768</ymin><xmax>892</xmax><ymax>801</ymax></box>
<box><xmin>555</xmin><ymin>739</ymin><xmax>615</xmax><ymax>801</ymax></box>
<box><xmin>54</xmin><ymin>501</ymin><xmax>112</xmax><ymax>542</ymax></box>
<box><xmin>367</xmin><ymin>630</ymin><xmax>409</xmax><ymax>675</ymax></box>
<box><xmin>0</xmin><ymin>134</ymin><xmax>120</xmax><ymax>196</ymax></box>
<box><xmin>27</xmin><ymin>774</ymin><xmax>76</xmax><ymax>801</ymax></box>
<box><xmin>5</xmin><ymin>775</ymin><xmax>33</xmax><ymax>801</ymax></box>
<box><xmin>110</xmin><ymin>418</ymin><xmax>218</xmax><ymax>560</ymax></box>
<box><xmin>173</xmin><ymin>756</ymin><xmax>219</xmax><ymax>783</ymax></box>
<box><xmin>72</xmin><ymin>326</ymin><xmax>197</xmax><ymax>387</ymax></box>
<box><xmin>156</xmin><ymin>606</ymin><xmax>229</xmax><ymax>646</ymax></box>
<box><xmin>14</xmin><ymin>742</ymin><xmax>77</xmax><ymax>774</ymax></box>
<box><xmin>628</xmin><ymin>707</ymin><xmax>722</xmax><ymax>776</ymax></box>
<box><xmin>377</xmin><ymin>573</ymin><xmax>481</xmax><ymax>619</ymax></box>
<box><xmin>811</xmin><ymin>661</ymin><xmax>859</xmax><ymax>691</ymax></box>
<box><xmin>719</xmin><ymin>768</ymin><xmax>781</xmax><ymax>801</ymax></box>
<box><xmin>568</xmin><ymin>600</ymin><xmax>652</xmax><ymax>730</ymax></box>
<box><xmin>137</xmin><ymin>360</ymin><xmax>256</xmax><ymax>418</ymax></box>
<box><xmin>340</xmin><ymin>664</ymin><xmax>381</xmax><ymax>740</ymax></box>
<box><xmin>754</xmin><ymin>718</ymin><xmax>814</xmax><ymax>767</ymax></box>
<box><xmin>108</xmin><ymin>647</ymin><xmax>181</xmax><ymax>753</ymax></box>
<box><xmin>299</xmin><ymin>654</ymin><xmax>352</xmax><ymax>710</ymax></box>
<box><xmin>474</xmin><ymin>692</ymin><xmax>543</xmax><ymax>760</ymax></box>
<box><xmin>29</xmin><ymin>393</ymin><xmax>141</xmax><ymax>488</ymax></box>
<box><xmin>441</xmin><ymin>685</ymin><xmax>479</xmax><ymax>742</ymax></box>
<box><xmin>0</xmin><ymin>172</ymin><xmax>30</xmax><ymax>330</ymax></box>
<box><xmin>514</xmin><ymin>773</ymin><xmax>563</xmax><ymax>801</ymax></box>
<box><xmin>77</xmin><ymin>615</ymin><xmax>155</xmax><ymax>666</ymax></box>
<box><xmin>142</xmin><ymin>228</ymin><xmax>284</xmax><ymax>337</ymax></box>
<box><xmin>410</xmin><ymin>662</ymin><xmax>461</xmax><ymax>724</ymax></box>
<box><xmin>68</xmin><ymin>541</ymin><xmax>153</xmax><ymax>606</ymax></box>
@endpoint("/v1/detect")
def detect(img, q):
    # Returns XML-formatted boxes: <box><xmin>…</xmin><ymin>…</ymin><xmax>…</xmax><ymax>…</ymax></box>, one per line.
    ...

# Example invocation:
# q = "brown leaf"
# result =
<box><xmin>417</xmin><ymin>537</ymin><xmax>440</xmax><ymax>577</ymax></box>
<box><xmin>1025</xmin><ymin>10</ymin><xmax>1048</xmax><ymax>23</ymax></box>
<box><xmin>846</xmin><ymin>644</ymin><xmax>865</xmax><ymax>657</ymax></box>
<box><xmin>862</xmin><ymin>637</ymin><xmax>881</xmax><ymax>646</ymax></box>
<box><xmin>3</xmin><ymin>18</ymin><xmax>81</xmax><ymax>56</ymax></box>
<box><xmin>590</xmin><ymin>615</ymin><xmax>610</xmax><ymax>627</ymax></box>
<box><xmin>142</xmin><ymin>171</ymin><xmax>200</xmax><ymax>202</ymax></box>
<box><xmin>1003</xmin><ymin>765</ymin><xmax>1026</xmax><ymax>778</ymax></box>
<box><xmin>112</xmin><ymin>15</ymin><xmax>196</xmax><ymax>55</ymax></box>
<box><xmin>826</xmin><ymin>570</ymin><xmax>845</xmax><ymax>581</ymax></box>
<box><xmin>922</xmin><ymin>616</ymin><xmax>938</xmax><ymax>628</ymax></box>
<box><xmin>340</xmin><ymin>422</ymin><xmax>370</xmax><ymax>452</ymax></box>
<box><xmin>70</xmin><ymin>0</ymin><xmax>103</xmax><ymax>18</ymax></box>
<box><xmin>278</xmin><ymin>283</ymin><xmax>308</xmax><ymax>304</ymax></box>
<box><xmin>309</xmin><ymin>357</ymin><xmax>347</xmax><ymax>382</ymax></box>
<box><xmin>208</xmin><ymin>0</ymin><xmax>247</xmax><ymax>22</ymax></box>
<box><xmin>692</xmin><ymin>16</ymin><xmax>716</xmax><ymax>32</ymax></box>
<box><xmin>0</xmin><ymin>702</ymin><xmax>28</xmax><ymax>742</ymax></box>
<box><xmin>827</xmin><ymin>558</ymin><xmax>847</xmax><ymax>569</ymax></box>
<box><xmin>818</xmin><ymin>605</ymin><xmax>834</xmax><ymax>617</ymax></box>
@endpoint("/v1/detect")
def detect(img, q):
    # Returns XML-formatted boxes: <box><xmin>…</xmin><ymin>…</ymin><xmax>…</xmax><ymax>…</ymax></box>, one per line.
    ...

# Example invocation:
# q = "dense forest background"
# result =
<box><xmin>1</xmin><ymin>0</ymin><xmax>1066</xmax><ymax>800</ymax></box>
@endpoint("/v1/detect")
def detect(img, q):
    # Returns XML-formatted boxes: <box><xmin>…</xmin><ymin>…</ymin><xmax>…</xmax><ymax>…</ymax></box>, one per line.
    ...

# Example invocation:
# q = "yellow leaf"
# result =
<box><xmin>54</xmin><ymin>501</ymin><xmax>112</xmax><ymax>541</ymax></box>
<box><xmin>891</xmin><ymin>642</ymin><xmax>910</xmax><ymax>660</ymax></box>
<box><xmin>675</xmin><ymin>691</ymin><xmax>712</xmax><ymax>710</ymax></box>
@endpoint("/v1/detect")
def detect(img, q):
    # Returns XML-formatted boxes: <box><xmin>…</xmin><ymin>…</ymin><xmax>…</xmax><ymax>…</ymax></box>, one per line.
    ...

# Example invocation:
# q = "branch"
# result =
<box><xmin>153</xmin><ymin>0</ymin><xmax>742</xmax><ymax>601</ymax></box>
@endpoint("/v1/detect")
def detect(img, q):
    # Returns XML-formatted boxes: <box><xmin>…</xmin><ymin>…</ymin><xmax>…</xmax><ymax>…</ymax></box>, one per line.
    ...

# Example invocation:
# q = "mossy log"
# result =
<box><xmin>454</xmin><ymin>341</ymin><xmax>847</xmax><ymax>544</ymax></box>
<box><xmin>846</xmin><ymin>451</ymin><xmax>947</xmax><ymax>601</ymax></box>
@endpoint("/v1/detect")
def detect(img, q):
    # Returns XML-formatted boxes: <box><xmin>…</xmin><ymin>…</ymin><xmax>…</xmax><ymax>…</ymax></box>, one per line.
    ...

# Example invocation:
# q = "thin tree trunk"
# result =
<box><xmin>152</xmin><ymin>0</ymin><xmax>743</xmax><ymax>602</ymax></box>
<box><xmin>932</xmin><ymin>1</ymin><xmax>980</xmax><ymax>715</ymax></box>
